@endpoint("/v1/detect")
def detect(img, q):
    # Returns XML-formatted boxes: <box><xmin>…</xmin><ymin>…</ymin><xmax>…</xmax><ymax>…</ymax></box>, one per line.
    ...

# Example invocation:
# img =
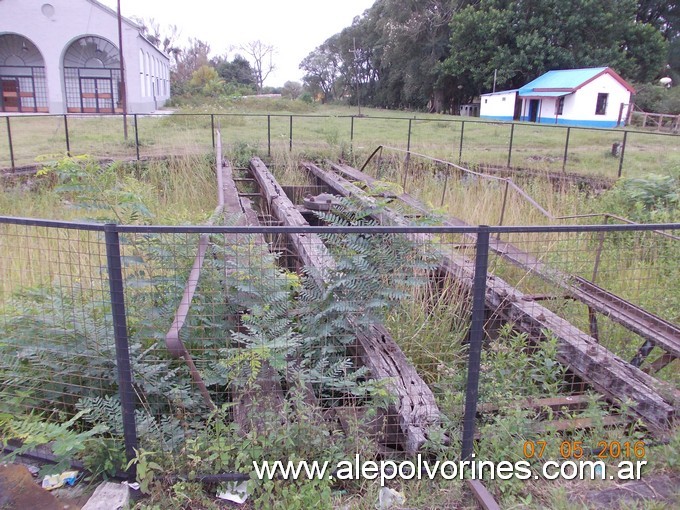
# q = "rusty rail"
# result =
<box><xmin>164</xmin><ymin>230</ymin><xmax>216</xmax><ymax>410</ymax></box>
<box><xmin>327</xmin><ymin>161</ymin><xmax>680</xmax><ymax>375</ymax></box>
<box><xmin>162</xmin><ymin>130</ymin><xmax>229</xmax><ymax>410</ymax></box>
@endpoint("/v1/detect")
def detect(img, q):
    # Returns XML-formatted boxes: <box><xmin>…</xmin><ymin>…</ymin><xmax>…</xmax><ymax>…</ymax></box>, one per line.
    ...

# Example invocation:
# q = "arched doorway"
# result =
<box><xmin>63</xmin><ymin>36</ymin><xmax>121</xmax><ymax>113</ymax></box>
<box><xmin>0</xmin><ymin>34</ymin><xmax>48</xmax><ymax>112</ymax></box>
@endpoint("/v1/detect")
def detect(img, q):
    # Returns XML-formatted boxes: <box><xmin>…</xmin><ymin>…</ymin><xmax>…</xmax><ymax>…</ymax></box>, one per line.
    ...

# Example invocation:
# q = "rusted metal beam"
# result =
<box><xmin>329</xmin><ymin>162</ymin><xmax>680</xmax><ymax>370</ymax></box>
<box><xmin>467</xmin><ymin>480</ymin><xmax>501</xmax><ymax>510</ymax></box>
<box><xmin>304</xmin><ymin>161</ymin><xmax>679</xmax><ymax>433</ymax></box>
<box><xmin>165</xmin><ymin>231</ymin><xmax>216</xmax><ymax>410</ymax></box>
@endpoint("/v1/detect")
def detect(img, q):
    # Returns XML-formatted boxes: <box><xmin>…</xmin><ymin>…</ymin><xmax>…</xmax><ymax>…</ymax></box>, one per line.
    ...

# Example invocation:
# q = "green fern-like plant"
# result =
<box><xmin>0</xmin><ymin>410</ymin><xmax>108</xmax><ymax>475</ymax></box>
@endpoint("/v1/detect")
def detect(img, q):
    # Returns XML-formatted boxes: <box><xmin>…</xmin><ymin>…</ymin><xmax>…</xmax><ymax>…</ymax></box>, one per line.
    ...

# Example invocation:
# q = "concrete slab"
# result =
<box><xmin>81</xmin><ymin>481</ymin><xmax>129</xmax><ymax>510</ymax></box>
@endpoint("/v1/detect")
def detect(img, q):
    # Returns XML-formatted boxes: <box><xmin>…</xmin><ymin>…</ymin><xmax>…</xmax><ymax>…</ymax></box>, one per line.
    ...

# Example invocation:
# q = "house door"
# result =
<box><xmin>513</xmin><ymin>93</ymin><xmax>522</xmax><ymax>120</ymax></box>
<box><xmin>79</xmin><ymin>77</ymin><xmax>114</xmax><ymax>113</ymax></box>
<box><xmin>1</xmin><ymin>78</ymin><xmax>20</xmax><ymax>112</ymax></box>
<box><xmin>528</xmin><ymin>99</ymin><xmax>540</xmax><ymax>122</ymax></box>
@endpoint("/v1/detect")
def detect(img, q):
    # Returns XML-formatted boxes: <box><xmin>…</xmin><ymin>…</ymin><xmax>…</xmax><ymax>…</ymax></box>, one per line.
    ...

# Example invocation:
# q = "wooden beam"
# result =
<box><xmin>219</xmin><ymin>158</ymin><xmax>285</xmax><ymax>433</ymax></box>
<box><xmin>303</xmin><ymin>162</ymin><xmax>679</xmax><ymax>433</ymax></box>
<box><xmin>249</xmin><ymin>157</ymin><xmax>443</xmax><ymax>452</ymax></box>
<box><xmin>331</xmin><ymin>161</ymin><xmax>680</xmax><ymax>362</ymax></box>
<box><xmin>477</xmin><ymin>394</ymin><xmax>593</xmax><ymax>414</ymax></box>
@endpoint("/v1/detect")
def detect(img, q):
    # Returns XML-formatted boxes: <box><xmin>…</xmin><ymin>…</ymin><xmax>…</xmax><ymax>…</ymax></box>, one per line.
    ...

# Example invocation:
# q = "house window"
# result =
<box><xmin>595</xmin><ymin>93</ymin><xmax>608</xmax><ymax>115</ymax></box>
<box><xmin>555</xmin><ymin>96</ymin><xmax>564</xmax><ymax>115</ymax></box>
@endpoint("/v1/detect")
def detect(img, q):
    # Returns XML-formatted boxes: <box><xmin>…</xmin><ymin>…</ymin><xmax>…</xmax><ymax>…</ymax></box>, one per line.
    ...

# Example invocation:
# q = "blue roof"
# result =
<box><xmin>518</xmin><ymin>91</ymin><xmax>570</xmax><ymax>98</ymax></box>
<box><xmin>521</xmin><ymin>68</ymin><xmax>607</xmax><ymax>91</ymax></box>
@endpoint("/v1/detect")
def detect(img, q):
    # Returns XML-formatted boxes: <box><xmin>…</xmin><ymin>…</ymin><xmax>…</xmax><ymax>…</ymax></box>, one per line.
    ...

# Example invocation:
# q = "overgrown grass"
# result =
<box><xmin>0</xmin><ymin>154</ymin><xmax>217</xmax><ymax>298</ymax></box>
<box><xmin>3</xmin><ymin>102</ymin><xmax>680</xmax><ymax>178</ymax></box>
<box><xmin>0</xmin><ymin>135</ymin><xmax>677</xmax><ymax>508</ymax></box>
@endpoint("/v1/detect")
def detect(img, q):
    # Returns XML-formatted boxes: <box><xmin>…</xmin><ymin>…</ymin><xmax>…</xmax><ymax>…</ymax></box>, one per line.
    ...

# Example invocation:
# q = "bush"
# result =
<box><xmin>633</xmin><ymin>82</ymin><xmax>680</xmax><ymax>114</ymax></box>
<box><xmin>600</xmin><ymin>171</ymin><xmax>679</xmax><ymax>222</ymax></box>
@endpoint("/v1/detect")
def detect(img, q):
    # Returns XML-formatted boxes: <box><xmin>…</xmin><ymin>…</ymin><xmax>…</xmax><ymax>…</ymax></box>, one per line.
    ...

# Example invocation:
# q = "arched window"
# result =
<box><xmin>0</xmin><ymin>34</ymin><xmax>48</xmax><ymax>112</ymax></box>
<box><xmin>139</xmin><ymin>49</ymin><xmax>146</xmax><ymax>97</ymax></box>
<box><xmin>63</xmin><ymin>36</ymin><xmax>120</xmax><ymax>113</ymax></box>
<box><xmin>145</xmin><ymin>52</ymin><xmax>151</xmax><ymax>98</ymax></box>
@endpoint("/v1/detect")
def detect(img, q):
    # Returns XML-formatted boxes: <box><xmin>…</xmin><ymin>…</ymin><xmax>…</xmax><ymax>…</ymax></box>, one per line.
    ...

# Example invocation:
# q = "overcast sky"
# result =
<box><xmin>99</xmin><ymin>0</ymin><xmax>376</xmax><ymax>87</ymax></box>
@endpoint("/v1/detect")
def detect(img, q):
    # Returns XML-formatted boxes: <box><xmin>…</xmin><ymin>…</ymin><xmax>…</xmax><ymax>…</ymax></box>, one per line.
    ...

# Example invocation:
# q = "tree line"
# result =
<box><xmin>134</xmin><ymin>18</ymin><xmax>290</xmax><ymax>100</ymax></box>
<box><xmin>299</xmin><ymin>0</ymin><xmax>679</xmax><ymax>113</ymax></box>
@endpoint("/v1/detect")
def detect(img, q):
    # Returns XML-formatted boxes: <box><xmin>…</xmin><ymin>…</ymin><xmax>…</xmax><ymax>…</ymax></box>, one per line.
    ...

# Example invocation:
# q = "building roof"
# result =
<box><xmin>518</xmin><ymin>67</ymin><xmax>635</xmax><ymax>97</ymax></box>
<box><xmin>86</xmin><ymin>0</ymin><xmax>140</xmax><ymax>30</ymax></box>
<box><xmin>519</xmin><ymin>91</ymin><xmax>570</xmax><ymax>98</ymax></box>
<box><xmin>85</xmin><ymin>0</ymin><xmax>169</xmax><ymax>60</ymax></box>
<box><xmin>480</xmin><ymin>89</ymin><xmax>519</xmax><ymax>97</ymax></box>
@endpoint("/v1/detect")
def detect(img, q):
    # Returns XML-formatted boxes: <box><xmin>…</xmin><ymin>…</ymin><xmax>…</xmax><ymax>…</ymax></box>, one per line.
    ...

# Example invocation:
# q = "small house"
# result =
<box><xmin>0</xmin><ymin>0</ymin><xmax>170</xmax><ymax>114</ymax></box>
<box><xmin>479</xmin><ymin>89</ymin><xmax>520</xmax><ymax>121</ymax></box>
<box><xmin>480</xmin><ymin>67</ymin><xmax>635</xmax><ymax>128</ymax></box>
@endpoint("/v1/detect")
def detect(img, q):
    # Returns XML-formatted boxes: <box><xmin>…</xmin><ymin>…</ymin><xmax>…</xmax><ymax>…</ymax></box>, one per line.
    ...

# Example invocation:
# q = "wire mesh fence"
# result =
<box><xmin>1</xmin><ymin>216</ymin><xmax>678</xmax><ymax>486</ymax></box>
<box><xmin>2</xmin><ymin>113</ymin><xmax>680</xmax><ymax>178</ymax></box>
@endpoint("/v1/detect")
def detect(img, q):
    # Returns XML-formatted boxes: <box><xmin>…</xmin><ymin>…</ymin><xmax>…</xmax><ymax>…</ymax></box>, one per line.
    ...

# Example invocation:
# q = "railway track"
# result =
<box><xmin>168</xmin><ymin>145</ymin><xmax>677</xmax><ymax>450</ymax></box>
<box><xmin>326</xmin><ymin>161</ymin><xmax>680</xmax><ymax>376</ymax></box>
<box><xmin>294</xmin><ymin>160</ymin><xmax>678</xmax><ymax>433</ymax></box>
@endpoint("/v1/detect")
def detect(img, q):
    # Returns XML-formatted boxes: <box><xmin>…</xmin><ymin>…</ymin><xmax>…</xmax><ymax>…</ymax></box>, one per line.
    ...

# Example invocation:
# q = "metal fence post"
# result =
<box><xmin>211</xmin><ymin>114</ymin><xmax>215</xmax><ymax>148</ymax></box>
<box><xmin>407</xmin><ymin>118</ymin><xmax>412</xmax><ymax>153</ymax></box>
<box><xmin>267</xmin><ymin>115</ymin><xmax>271</xmax><ymax>157</ymax></box>
<box><xmin>462</xmin><ymin>225</ymin><xmax>490</xmax><ymax>460</ymax></box>
<box><xmin>64</xmin><ymin>115</ymin><xmax>71</xmax><ymax>156</ymax></box>
<box><xmin>6</xmin><ymin>116</ymin><xmax>15</xmax><ymax>170</ymax></box>
<box><xmin>459</xmin><ymin>121</ymin><xmax>465</xmax><ymax>164</ymax></box>
<box><xmin>507</xmin><ymin>123</ymin><xmax>515</xmax><ymax>168</ymax></box>
<box><xmin>440</xmin><ymin>170</ymin><xmax>449</xmax><ymax>207</ymax></box>
<box><xmin>562</xmin><ymin>127</ymin><xmax>571</xmax><ymax>173</ymax></box>
<box><xmin>134</xmin><ymin>114</ymin><xmax>140</xmax><ymax>161</ymax></box>
<box><xmin>618</xmin><ymin>130</ymin><xmax>628</xmax><ymax>178</ymax></box>
<box><xmin>289</xmin><ymin>115</ymin><xmax>293</xmax><ymax>152</ymax></box>
<box><xmin>402</xmin><ymin>152</ymin><xmax>411</xmax><ymax>192</ymax></box>
<box><xmin>104</xmin><ymin>224</ymin><xmax>138</xmax><ymax>477</ymax></box>
<box><xmin>350</xmin><ymin>115</ymin><xmax>355</xmax><ymax>144</ymax></box>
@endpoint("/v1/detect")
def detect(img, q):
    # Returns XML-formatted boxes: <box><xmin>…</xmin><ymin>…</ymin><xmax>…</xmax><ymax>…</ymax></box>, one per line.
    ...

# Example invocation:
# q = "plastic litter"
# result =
<box><xmin>41</xmin><ymin>470</ymin><xmax>79</xmax><ymax>490</ymax></box>
<box><xmin>378</xmin><ymin>487</ymin><xmax>406</xmax><ymax>509</ymax></box>
<box><xmin>216</xmin><ymin>480</ymin><xmax>249</xmax><ymax>504</ymax></box>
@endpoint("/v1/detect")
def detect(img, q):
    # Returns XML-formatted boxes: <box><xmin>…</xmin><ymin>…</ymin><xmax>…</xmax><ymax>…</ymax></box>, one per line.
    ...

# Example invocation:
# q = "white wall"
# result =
<box><xmin>519</xmin><ymin>74</ymin><xmax>632</xmax><ymax>127</ymax></box>
<box><xmin>0</xmin><ymin>0</ymin><xmax>169</xmax><ymax>113</ymax></box>
<box><xmin>480</xmin><ymin>90</ymin><xmax>517</xmax><ymax>120</ymax></box>
<box><xmin>566</xmin><ymin>73</ymin><xmax>631</xmax><ymax>127</ymax></box>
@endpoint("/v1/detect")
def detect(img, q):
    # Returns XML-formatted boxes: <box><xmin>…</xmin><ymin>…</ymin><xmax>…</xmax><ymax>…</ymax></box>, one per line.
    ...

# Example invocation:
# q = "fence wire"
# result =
<box><xmin>0</xmin><ymin>219</ymin><xmax>678</xmax><ymax>485</ymax></box>
<box><xmin>2</xmin><ymin>113</ymin><xmax>679</xmax><ymax>179</ymax></box>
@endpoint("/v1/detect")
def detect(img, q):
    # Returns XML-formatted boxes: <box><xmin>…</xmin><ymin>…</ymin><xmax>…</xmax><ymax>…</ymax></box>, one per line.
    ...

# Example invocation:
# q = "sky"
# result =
<box><xmin>99</xmin><ymin>0</ymin><xmax>376</xmax><ymax>87</ymax></box>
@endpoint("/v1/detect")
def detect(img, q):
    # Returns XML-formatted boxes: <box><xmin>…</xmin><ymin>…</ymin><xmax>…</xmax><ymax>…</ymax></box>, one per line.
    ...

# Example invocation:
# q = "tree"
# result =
<box><xmin>132</xmin><ymin>17</ymin><xmax>182</xmax><ymax>65</ymax></box>
<box><xmin>189</xmin><ymin>65</ymin><xmax>225</xmax><ymax>97</ymax></box>
<box><xmin>636</xmin><ymin>1</ymin><xmax>679</xmax><ymax>40</ymax></box>
<box><xmin>212</xmin><ymin>54</ymin><xmax>256</xmax><ymax>88</ymax></box>
<box><xmin>240</xmin><ymin>40</ymin><xmax>276</xmax><ymax>94</ymax></box>
<box><xmin>299</xmin><ymin>0</ymin><xmax>469</xmax><ymax>110</ymax></box>
<box><xmin>300</xmin><ymin>35</ymin><xmax>345</xmax><ymax>103</ymax></box>
<box><xmin>281</xmin><ymin>81</ymin><xmax>303</xmax><ymax>100</ymax></box>
<box><xmin>368</xmin><ymin>0</ymin><xmax>456</xmax><ymax>111</ymax></box>
<box><xmin>172</xmin><ymin>38</ymin><xmax>211</xmax><ymax>94</ymax></box>
<box><xmin>441</xmin><ymin>0</ymin><xmax>668</xmax><ymax>97</ymax></box>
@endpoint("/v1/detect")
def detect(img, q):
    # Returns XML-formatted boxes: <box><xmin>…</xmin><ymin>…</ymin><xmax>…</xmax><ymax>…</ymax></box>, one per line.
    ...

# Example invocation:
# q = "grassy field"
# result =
<box><xmin>0</xmin><ymin>103</ymin><xmax>678</xmax><ymax>509</ymax></box>
<box><xmin>2</xmin><ymin>99</ymin><xmax>680</xmax><ymax>179</ymax></box>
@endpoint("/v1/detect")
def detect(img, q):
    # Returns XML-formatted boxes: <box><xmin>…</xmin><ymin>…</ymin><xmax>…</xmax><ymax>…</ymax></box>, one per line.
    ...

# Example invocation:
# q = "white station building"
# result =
<box><xmin>0</xmin><ymin>0</ymin><xmax>170</xmax><ymax>114</ymax></box>
<box><xmin>480</xmin><ymin>67</ymin><xmax>635</xmax><ymax>128</ymax></box>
